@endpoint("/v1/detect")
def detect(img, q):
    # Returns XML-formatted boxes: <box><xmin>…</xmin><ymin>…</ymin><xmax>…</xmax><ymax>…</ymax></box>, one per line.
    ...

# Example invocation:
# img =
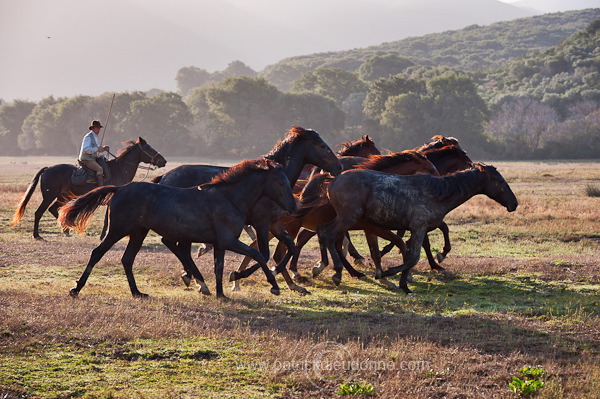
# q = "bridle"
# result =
<box><xmin>106</xmin><ymin>142</ymin><xmax>164</xmax><ymax>180</ymax></box>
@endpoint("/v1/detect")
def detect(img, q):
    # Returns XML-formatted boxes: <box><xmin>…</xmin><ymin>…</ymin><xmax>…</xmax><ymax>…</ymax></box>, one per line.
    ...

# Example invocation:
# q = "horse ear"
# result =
<box><xmin>138</xmin><ymin>137</ymin><xmax>146</xmax><ymax>144</ymax></box>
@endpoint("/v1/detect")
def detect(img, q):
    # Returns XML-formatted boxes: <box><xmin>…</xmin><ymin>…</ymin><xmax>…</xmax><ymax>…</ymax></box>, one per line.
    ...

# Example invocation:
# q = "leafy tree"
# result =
<box><xmin>213</xmin><ymin>60</ymin><xmax>257</xmax><ymax>81</ymax></box>
<box><xmin>363</xmin><ymin>76</ymin><xmax>426</xmax><ymax>120</ymax></box>
<box><xmin>176</xmin><ymin>66</ymin><xmax>212</xmax><ymax>97</ymax></box>
<box><xmin>121</xmin><ymin>92</ymin><xmax>193</xmax><ymax>156</ymax></box>
<box><xmin>19</xmin><ymin>96</ymin><xmax>62</xmax><ymax>154</ymax></box>
<box><xmin>279</xmin><ymin>92</ymin><xmax>345</xmax><ymax>143</ymax></box>
<box><xmin>201</xmin><ymin>76</ymin><xmax>284</xmax><ymax>156</ymax></box>
<box><xmin>291</xmin><ymin>68</ymin><xmax>367</xmax><ymax>107</ymax></box>
<box><xmin>358</xmin><ymin>54</ymin><xmax>415</xmax><ymax>82</ymax></box>
<box><xmin>0</xmin><ymin>100</ymin><xmax>35</xmax><ymax>155</ymax></box>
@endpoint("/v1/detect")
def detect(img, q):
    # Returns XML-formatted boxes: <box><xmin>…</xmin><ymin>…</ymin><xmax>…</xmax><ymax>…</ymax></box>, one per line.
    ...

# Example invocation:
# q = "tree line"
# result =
<box><xmin>1</xmin><ymin>16</ymin><xmax>599</xmax><ymax>160</ymax></box>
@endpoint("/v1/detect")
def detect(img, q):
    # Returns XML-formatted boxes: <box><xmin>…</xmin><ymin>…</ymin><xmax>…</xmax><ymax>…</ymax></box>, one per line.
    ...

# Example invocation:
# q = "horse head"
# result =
<box><xmin>476</xmin><ymin>163</ymin><xmax>518</xmax><ymax>212</ymax></box>
<box><xmin>137</xmin><ymin>137</ymin><xmax>167</xmax><ymax>168</ymax></box>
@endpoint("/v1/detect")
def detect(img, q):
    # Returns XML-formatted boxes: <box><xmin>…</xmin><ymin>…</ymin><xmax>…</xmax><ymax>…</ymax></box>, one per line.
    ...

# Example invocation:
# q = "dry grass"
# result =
<box><xmin>0</xmin><ymin>158</ymin><xmax>599</xmax><ymax>398</ymax></box>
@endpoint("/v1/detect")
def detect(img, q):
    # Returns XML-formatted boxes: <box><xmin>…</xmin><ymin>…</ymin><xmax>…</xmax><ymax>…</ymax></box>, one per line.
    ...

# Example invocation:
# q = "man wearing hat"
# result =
<box><xmin>78</xmin><ymin>120</ymin><xmax>110</xmax><ymax>187</ymax></box>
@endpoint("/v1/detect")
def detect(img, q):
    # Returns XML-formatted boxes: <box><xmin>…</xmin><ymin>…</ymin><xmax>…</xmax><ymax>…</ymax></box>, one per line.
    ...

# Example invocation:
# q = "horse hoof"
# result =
<box><xmin>374</xmin><ymin>270</ymin><xmax>383</xmax><ymax>280</ymax></box>
<box><xmin>198</xmin><ymin>285</ymin><xmax>211</xmax><ymax>296</ymax></box>
<box><xmin>270</xmin><ymin>288</ymin><xmax>281</xmax><ymax>296</ymax></box>
<box><xmin>229</xmin><ymin>271</ymin><xmax>239</xmax><ymax>282</ymax></box>
<box><xmin>34</xmin><ymin>236</ymin><xmax>44</xmax><ymax>241</ymax></box>
<box><xmin>353</xmin><ymin>258</ymin><xmax>366</xmax><ymax>267</ymax></box>
<box><xmin>292</xmin><ymin>272</ymin><xmax>307</xmax><ymax>283</ymax></box>
<box><xmin>356</xmin><ymin>273</ymin><xmax>367</xmax><ymax>281</ymax></box>
<box><xmin>231</xmin><ymin>282</ymin><xmax>241</xmax><ymax>292</ymax></box>
<box><xmin>406</xmin><ymin>293</ymin><xmax>417</xmax><ymax>298</ymax></box>
<box><xmin>379</xmin><ymin>279</ymin><xmax>398</xmax><ymax>290</ymax></box>
<box><xmin>436</xmin><ymin>253</ymin><xmax>446</xmax><ymax>263</ymax></box>
<box><xmin>133</xmin><ymin>292</ymin><xmax>149</xmax><ymax>299</ymax></box>
<box><xmin>69</xmin><ymin>288</ymin><xmax>79</xmax><ymax>297</ymax></box>
<box><xmin>217</xmin><ymin>294</ymin><xmax>231</xmax><ymax>301</ymax></box>
<box><xmin>291</xmin><ymin>284</ymin><xmax>310</xmax><ymax>295</ymax></box>
<box><xmin>181</xmin><ymin>273</ymin><xmax>192</xmax><ymax>287</ymax></box>
<box><xmin>332</xmin><ymin>274</ymin><xmax>342</xmax><ymax>286</ymax></box>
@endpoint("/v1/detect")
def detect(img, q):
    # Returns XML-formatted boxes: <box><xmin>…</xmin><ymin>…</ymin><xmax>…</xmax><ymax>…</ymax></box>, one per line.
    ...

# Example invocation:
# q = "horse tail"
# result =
<box><xmin>293</xmin><ymin>173</ymin><xmax>333</xmax><ymax>218</ymax></box>
<box><xmin>11</xmin><ymin>167</ymin><xmax>47</xmax><ymax>227</ymax></box>
<box><xmin>150</xmin><ymin>175</ymin><xmax>163</xmax><ymax>183</ymax></box>
<box><xmin>58</xmin><ymin>186</ymin><xmax>119</xmax><ymax>233</ymax></box>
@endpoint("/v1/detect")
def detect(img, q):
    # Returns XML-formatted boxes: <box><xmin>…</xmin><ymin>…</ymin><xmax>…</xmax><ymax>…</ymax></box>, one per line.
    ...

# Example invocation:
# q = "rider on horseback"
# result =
<box><xmin>78</xmin><ymin>120</ymin><xmax>110</xmax><ymax>187</ymax></box>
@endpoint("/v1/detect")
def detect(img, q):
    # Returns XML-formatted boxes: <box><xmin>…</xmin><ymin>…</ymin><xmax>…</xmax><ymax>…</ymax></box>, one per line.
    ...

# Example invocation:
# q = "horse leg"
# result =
<box><xmin>120</xmin><ymin>227</ymin><xmax>150</xmax><ymax>298</ymax></box>
<box><xmin>213</xmin><ymin>249</ymin><xmax>229</xmax><ymax>300</ymax></box>
<box><xmin>345</xmin><ymin>234</ymin><xmax>366</xmax><ymax>267</ymax></box>
<box><xmin>70</xmin><ymin>231</ymin><xmax>124</xmax><ymax>297</ymax></box>
<box><xmin>100</xmin><ymin>208</ymin><xmax>109</xmax><ymax>240</ymax></box>
<box><xmin>289</xmin><ymin>228</ymin><xmax>316</xmax><ymax>280</ymax></box>
<box><xmin>422</xmin><ymin>234</ymin><xmax>445</xmax><ymax>273</ymax></box>
<box><xmin>230</xmin><ymin>233</ymin><xmax>267</xmax><ymax>291</ymax></box>
<box><xmin>162</xmin><ymin>239</ymin><xmax>211</xmax><ymax>295</ymax></box>
<box><xmin>270</xmin><ymin>224</ymin><xmax>309</xmax><ymax>294</ymax></box>
<box><xmin>32</xmin><ymin>195</ymin><xmax>57</xmax><ymax>240</ymax></box>
<box><xmin>365</xmin><ymin>232</ymin><xmax>397</xmax><ymax>290</ymax></box>
<box><xmin>376</xmin><ymin>229</ymin><xmax>425</xmax><ymax>295</ymax></box>
<box><xmin>226</xmin><ymin>239</ymin><xmax>281</xmax><ymax>296</ymax></box>
<box><xmin>317</xmin><ymin>222</ymin><xmax>347</xmax><ymax>286</ymax></box>
<box><xmin>435</xmin><ymin>222</ymin><xmax>451</xmax><ymax>264</ymax></box>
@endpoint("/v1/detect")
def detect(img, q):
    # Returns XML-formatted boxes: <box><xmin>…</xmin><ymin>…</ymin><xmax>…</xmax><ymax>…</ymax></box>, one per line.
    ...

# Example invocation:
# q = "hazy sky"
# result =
<box><xmin>0</xmin><ymin>0</ymin><xmax>595</xmax><ymax>103</ymax></box>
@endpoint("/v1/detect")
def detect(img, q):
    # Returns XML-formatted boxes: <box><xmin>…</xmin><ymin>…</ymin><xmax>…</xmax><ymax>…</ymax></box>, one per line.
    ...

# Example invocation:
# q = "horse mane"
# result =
<box><xmin>337</xmin><ymin>135</ymin><xmax>378</xmax><ymax>156</ymax></box>
<box><xmin>420</xmin><ymin>144</ymin><xmax>471</xmax><ymax>162</ymax></box>
<box><xmin>203</xmin><ymin>158</ymin><xmax>275</xmax><ymax>188</ymax></box>
<box><xmin>264</xmin><ymin>126</ymin><xmax>322</xmax><ymax>160</ymax></box>
<box><xmin>355</xmin><ymin>150</ymin><xmax>427</xmax><ymax>171</ymax></box>
<box><xmin>424</xmin><ymin>162</ymin><xmax>493</xmax><ymax>200</ymax></box>
<box><xmin>414</xmin><ymin>135</ymin><xmax>460</xmax><ymax>152</ymax></box>
<box><xmin>114</xmin><ymin>138</ymin><xmax>144</xmax><ymax>159</ymax></box>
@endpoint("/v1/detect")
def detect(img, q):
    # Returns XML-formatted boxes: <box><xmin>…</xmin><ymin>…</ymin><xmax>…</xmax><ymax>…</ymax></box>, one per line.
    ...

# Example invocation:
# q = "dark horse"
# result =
<box><xmin>152</xmin><ymin>126</ymin><xmax>342</xmax><ymax>294</ymax></box>
<box><xmin>317</xmin><ymin>163</ymin><xmax>518</xmax><ymax>294</ymax></box>
<box><xmin>230</xmin><ymin>134</ymin><xmax>381</xmax><ymax>291</ymax></box>
<box><xmin>11</xmin><ymin>137</ymin><xmax>166</xmax><ymax>240</ymax></box>
<box><xmin>58</xmin><ymin>159</ymin><xmax>296</xmax><ymax>299</ymax></box>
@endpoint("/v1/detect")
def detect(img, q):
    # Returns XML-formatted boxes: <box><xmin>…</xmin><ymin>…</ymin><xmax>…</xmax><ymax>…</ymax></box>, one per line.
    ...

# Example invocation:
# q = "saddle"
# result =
<box><xmin>71</xmin><ymin>158</ymin><xmax>110</xmax><ymax>186</ymax></box>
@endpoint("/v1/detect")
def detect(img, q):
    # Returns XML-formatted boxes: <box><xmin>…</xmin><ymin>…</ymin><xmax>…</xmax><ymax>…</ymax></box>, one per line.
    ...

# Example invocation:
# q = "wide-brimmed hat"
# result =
<box><xmin>89</xmin><ymin>120</ymin><xmax>103</xmax><ymax>130</ymax></box>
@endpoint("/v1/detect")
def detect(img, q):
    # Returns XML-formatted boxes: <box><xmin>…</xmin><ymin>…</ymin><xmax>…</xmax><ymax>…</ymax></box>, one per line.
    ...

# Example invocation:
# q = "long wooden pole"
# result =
<box><xmin>100</xmin><ymin>93</ymin><xmax>116</xmax><ymax>146</ymax></box>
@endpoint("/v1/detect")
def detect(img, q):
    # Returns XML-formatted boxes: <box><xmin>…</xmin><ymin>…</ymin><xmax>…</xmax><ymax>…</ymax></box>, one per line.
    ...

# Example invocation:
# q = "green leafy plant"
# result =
<box><xmin>336</xmin><ymin>382</ymin><xmax>378</xmax><ymax>396</ymax></box>
<box><xmin>509</xmin><ymin>366</ymin><xmax>548</xmax><ymax>397</ymax></box>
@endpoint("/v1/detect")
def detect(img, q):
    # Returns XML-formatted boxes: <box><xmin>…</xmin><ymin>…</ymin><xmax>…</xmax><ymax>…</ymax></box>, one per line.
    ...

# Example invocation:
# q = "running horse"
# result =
<box><xmin>153</xmin><ymin>126</ymin><xmax>342</xmax><ymax>295</ymax></box>
<box><xmin>283</xmin><ymin>150</ymin><xmax>439</xmax><ymax>288</ymax></box>
<box><xmin>317</xmin><ymin>163</ymin><xmax>518</xmax><ymax>294</ymax></box>
<box><xmin>11</xmin><ymin>137</ymin><xmax>166</xmax><ymax>240</ymax></box>
<box><xmin>58</xmin><ymin>159</ymin><xmax>296</xmax><ymax>300</ymax></box>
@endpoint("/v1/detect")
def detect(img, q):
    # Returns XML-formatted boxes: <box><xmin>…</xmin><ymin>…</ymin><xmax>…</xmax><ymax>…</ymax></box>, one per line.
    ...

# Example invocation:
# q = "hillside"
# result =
<box><xmin>260</xmin><ymin>9</ymin><xmax>600</xmax><ymax>91</ymax></box>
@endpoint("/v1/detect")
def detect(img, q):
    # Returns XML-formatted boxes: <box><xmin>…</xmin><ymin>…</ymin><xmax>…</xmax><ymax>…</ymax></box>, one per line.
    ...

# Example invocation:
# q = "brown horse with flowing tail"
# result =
<box><xmin>12</xmin><ymin>137</ymin><xmax>166</xmax><ymax>240</ymax></box>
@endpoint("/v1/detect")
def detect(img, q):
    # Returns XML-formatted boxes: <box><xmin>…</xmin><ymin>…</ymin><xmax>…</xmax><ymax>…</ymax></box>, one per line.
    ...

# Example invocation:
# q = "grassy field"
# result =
<box><xmin>0</xmin><ymin>157</ymin><xmax>599</xmax><ymax>398</ymax></box>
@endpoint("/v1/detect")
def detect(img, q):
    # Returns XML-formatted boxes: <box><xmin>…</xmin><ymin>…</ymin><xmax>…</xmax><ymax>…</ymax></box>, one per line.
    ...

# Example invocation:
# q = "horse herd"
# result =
<box><xmin>11</xmin><ymin>126</ymin><xmax>518</xmax><ymax>299</ymax></box>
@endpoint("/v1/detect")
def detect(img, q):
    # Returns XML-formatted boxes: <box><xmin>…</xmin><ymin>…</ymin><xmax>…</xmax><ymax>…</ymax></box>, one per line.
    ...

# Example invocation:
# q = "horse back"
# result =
<box><xmin>158</xmin><ymin>164</ymin><xmax>228</xmax><ymax>188</ymax></box>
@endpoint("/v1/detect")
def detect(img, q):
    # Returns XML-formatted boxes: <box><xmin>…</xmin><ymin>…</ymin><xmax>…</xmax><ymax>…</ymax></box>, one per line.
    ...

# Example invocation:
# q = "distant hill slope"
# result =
<box><xmin>260</xmin><ymin>8</ymin><xmax>600</xmax><ymax>91</ymax></box>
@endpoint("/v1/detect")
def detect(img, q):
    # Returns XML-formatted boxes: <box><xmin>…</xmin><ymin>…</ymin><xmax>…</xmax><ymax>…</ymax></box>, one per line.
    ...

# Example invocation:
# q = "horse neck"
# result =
<box><xmin>265</xmin><ymin>142</ymin><xmax>305</xmax><ymax>185</ymax></box>
<box><xmin>109</xmin><ymin>146</ymin><xmax>143</xmax><ymax>184</ymax></box>
<box><xmin>435</xmin><ymin>169</ymin><xmax>487</xmax><ymax>212</ymax></box>
<box><xmin>217</xmin><ymin>172</ymin><xmax>272</xmax><ymax>213</ymax></box>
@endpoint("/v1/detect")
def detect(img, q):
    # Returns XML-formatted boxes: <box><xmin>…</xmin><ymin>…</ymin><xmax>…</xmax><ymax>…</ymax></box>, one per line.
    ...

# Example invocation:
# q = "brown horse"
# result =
<box><xmin>318</xmin><ymin>163</ymin><xmax>518</xmax><ymax>294</ymax></box>
<box><xmin>11</xmin><ymin>137</ymin><xmax>166</xmax><ymax>240</ymax></box>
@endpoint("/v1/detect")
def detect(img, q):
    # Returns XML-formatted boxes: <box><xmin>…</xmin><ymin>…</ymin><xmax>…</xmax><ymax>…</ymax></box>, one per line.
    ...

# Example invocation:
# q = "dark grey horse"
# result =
<box><xmin>58</xmin><ymin>159</ymin><xmax>296</xmax><ymax>300</ymax></box>
<box><xmin>317</xmin><ymin>163</ymin><xmax>518</xmax><ymax>295</ymax></box>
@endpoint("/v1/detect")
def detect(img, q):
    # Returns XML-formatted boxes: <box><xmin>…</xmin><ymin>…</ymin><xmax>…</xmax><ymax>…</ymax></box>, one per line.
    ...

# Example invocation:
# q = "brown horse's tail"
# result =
<box><xmin>11</xmin><ymin>167</ymin><xmax>47</xmax><ymax>227</ymax></box>
<box><xmin>58</xmin><ymin>186</ymin><xmax>119</xmax><ymax>233</ymax></box>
